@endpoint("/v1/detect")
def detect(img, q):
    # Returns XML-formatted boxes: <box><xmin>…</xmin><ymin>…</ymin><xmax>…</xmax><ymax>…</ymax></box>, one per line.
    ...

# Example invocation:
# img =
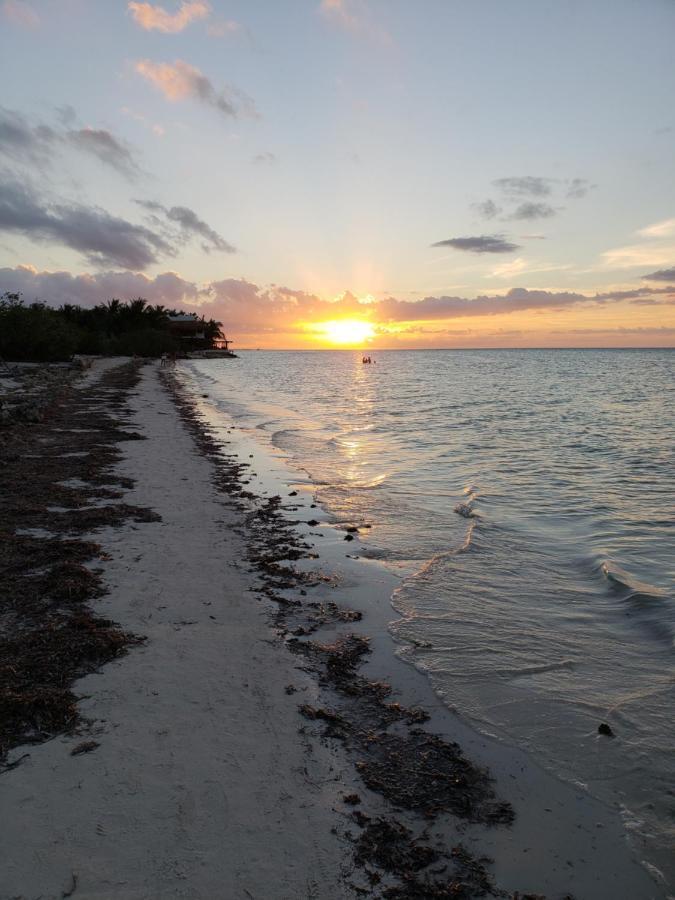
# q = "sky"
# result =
<box><xmin>1</xmin><ymin>0</ymin><xmax>675</xmax><ymax>348</ymax></box>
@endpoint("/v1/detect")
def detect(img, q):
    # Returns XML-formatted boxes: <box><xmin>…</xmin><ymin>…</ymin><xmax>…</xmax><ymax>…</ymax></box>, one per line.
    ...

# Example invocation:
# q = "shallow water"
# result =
<box><xmin>183</xmin><ymin>348</ymin><xmax>675</xmax><ymax>882</ymax></box>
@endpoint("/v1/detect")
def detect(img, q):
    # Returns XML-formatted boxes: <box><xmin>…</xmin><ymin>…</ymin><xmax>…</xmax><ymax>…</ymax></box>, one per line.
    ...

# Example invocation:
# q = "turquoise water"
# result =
<box><xmin>184</xmin><ymin>349</ymin><xmax>675</xmax><ymax>882</ymax></box>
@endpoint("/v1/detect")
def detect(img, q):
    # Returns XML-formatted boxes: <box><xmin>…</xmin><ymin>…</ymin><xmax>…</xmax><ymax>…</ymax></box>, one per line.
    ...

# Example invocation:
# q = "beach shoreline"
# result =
<box><xmin>0</xmin><ymin>360</ymin><xmax>666</xmax><ymax>899</ymax></box>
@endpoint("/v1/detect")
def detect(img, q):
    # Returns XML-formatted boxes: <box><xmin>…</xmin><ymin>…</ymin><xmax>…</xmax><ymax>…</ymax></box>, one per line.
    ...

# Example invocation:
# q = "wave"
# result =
<box><xmin>600</xmin><ymin>560</ymin><xmax>664</xmax><ymax>596</ymax></box>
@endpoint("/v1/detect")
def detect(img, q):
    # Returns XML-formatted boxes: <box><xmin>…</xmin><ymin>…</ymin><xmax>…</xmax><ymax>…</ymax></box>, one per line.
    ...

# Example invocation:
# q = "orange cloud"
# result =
<box><xmin>128</xmin><ymin>1</ymin><xmax>210</xmax><ymax>34</ymax></box>
<box><xmin>135</xmin><ymin>59</ymin><xmax>200</xmax><ymax>102</ymax></box>
<box><xmin>134</xmin><ymin>59</ymin><xmax>256</xmax><ymax>118</ymax></box>
<box><xmin>2</xmin><ymin>0</ymin><xmax>39</xmax><ymax>28</ymax></box>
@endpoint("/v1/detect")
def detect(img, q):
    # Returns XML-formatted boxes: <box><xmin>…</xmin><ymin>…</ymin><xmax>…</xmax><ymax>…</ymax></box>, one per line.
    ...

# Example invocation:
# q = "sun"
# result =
<box><xmin>310</xmin><ymin>319</ymin><xmax>376</xmax><ymax>346</ymax></box>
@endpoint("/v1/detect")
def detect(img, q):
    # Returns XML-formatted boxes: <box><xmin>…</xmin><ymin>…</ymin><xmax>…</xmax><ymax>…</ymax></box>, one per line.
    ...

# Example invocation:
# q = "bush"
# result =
<box><xmin>0</xmin><ymin>296</ymin><xmax>82</xmax><ymax>362</ymax></box>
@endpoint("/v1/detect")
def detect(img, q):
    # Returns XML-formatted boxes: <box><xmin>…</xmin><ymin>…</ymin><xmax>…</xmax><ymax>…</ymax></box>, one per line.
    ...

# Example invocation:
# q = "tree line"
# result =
<box><xmin>0</xmin><ymin>293</ymin><xmax>224</xmax><ymax>362</ymax></box>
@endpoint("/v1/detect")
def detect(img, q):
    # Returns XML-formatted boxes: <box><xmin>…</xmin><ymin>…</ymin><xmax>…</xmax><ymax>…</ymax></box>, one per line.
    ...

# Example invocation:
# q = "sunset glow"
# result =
<box><xmin>308</xmin><ymin>319</ymin><xmax>376</xmax><ymax>346</ymax></box>
<box><xmin>0</xmin><ymin>3</ymin><xmax>674</xmax><ymax>348</ymax></box>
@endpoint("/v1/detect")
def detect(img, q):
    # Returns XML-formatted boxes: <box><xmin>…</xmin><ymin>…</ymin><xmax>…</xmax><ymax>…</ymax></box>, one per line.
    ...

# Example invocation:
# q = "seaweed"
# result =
<box><xmin>0</xmin><ymin>362</ymin><xmax>153</xmax><ymax>762</ymax></box>
<box><xmin>159</xmin><ymin>367</ymin><xmax>548</xmax><ymax>900</ymax></box>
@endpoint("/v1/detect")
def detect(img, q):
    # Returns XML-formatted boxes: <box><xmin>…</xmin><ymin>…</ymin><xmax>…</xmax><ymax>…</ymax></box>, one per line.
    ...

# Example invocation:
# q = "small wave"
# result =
<box><xmin>270</xmin><ymin>428</ymin><xmax>301</xmax><ymax>447</ymax></box>
<box><xmin>497</xmin><ymin>659</ymin><xmax>577</xmax><ymax>678</ymax></box>
<box><xmin>600</xmin><ymin>561</ymin><xmax>665</xmax><ymax>602</ymax></box>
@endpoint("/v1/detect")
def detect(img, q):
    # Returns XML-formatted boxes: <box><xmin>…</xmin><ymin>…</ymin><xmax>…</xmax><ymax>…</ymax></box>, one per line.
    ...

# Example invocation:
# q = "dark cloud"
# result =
<box><xmin>431</xmin><ymin>235</ymin><xmax>520</xmax><ymax>254</ymax></box>
<box><xmin>508</xmin><ymin>202</ymin><xmax>558</xmax><ymax>221</ymax></box>
<box><xmin>376</xmin><ymin>286</ymin><xmax>673</xmax><ymax>322</ymax></box>
<box><xmin>0</xmin><ymin>107</ymin><xmax>142</xmax><ymax>179</ymax></box>
<box><xmin>252</xmin><ymin>152</ymin><xmax>277</xmax><ymax>165</ymax></box>
<box><xmin>472</xmin><ymin>199</ymin><xmax>501</xmax><ymax>219</ymax></box>
<box><xmin>0</xmin><ymin>265</ymin><xmax>200</xmax><ymax>307</ymax></box>
<box><xmin>135</xmin><ymin>199</ymin><xmax>235</xmax><ymax>253</ymax></box>
<box><xmin>67</xmin><ymin>128</ymin><xmax>140</xmax><ymax>180</ymax></box>
<box><xmin>566</xmin><ymin>178</ymin><xmax>593</xmax><ymax>199</ymax></box>
<box><xmin>493</xmin><ymin>176</ymin><xmax>553</xmax><ymax>197</ymax></box>
<box><xmin>0</xmin><ymin>107</ymin><xmax>57</xmax><ymax>163</ymax></box>
<box><xmin>167</xmin><ymin>205</ymin><xmax>235</xmax><ymax>254</ymax></box>
<box><xmin>595</xmin><ymin>286</ymin><xmax>675</xmax><ymax>301</ymax></box>
<box><xmin>0</xmin><ymin>175</ymin><xmax>172</xmax><ymax>269</ymax></box>
<box><xmin>642</xmin><ymin>267</ymin><xmax>675</xmax><ymax>282</ymax></box>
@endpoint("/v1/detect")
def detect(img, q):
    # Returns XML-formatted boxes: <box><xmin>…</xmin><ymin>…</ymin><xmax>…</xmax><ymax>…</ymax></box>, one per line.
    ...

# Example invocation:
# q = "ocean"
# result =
<box><xmin>180</xmin><ymin>348</ymin><xmax>675</xmax><ymax>882</ymax></box>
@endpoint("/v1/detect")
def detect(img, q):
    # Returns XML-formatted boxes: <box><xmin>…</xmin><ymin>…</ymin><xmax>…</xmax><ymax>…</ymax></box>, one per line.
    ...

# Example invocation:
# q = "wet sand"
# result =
<box><xmin>0</xmin><ymin>360</ymin><xmax>665</xmax><ymax>899</ymax></box>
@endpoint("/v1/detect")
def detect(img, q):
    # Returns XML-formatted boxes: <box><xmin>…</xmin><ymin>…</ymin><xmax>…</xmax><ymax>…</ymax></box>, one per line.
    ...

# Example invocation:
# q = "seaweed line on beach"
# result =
<box><xmin>159</xmin><ymin>369</ymin><xmax>562</xmax><ymax>900</ymax></box>
<box><xmin>0</xmin><ymin>362</ymin><xmax>159</xmax><ymax>763</ymax></box>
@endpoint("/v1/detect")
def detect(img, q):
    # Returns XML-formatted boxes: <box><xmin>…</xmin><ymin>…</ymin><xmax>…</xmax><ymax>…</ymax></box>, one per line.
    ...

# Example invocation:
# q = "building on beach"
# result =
<box><xmin>167</xmin><ymin>313</ymin><xmax>235</xmax><ymax>356</ymax></box>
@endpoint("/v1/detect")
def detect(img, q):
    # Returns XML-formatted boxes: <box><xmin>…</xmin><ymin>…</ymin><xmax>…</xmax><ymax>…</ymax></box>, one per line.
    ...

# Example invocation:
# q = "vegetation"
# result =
<box><xmin>0</xmin><ymin>293</ymin><xmax>224</xmax><ymax>362</ymax></box>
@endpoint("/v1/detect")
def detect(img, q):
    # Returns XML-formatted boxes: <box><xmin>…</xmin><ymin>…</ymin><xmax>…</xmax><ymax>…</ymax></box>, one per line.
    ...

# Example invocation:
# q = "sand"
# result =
<box><xmin>0</xmin><ymin>360</ymin><xmax>668</xmax><ymax>900</ymax></box>
<box><xmin>1</xmin><ymin>362</ymin><xmax>351</xmax><ymax>900</ymax></box>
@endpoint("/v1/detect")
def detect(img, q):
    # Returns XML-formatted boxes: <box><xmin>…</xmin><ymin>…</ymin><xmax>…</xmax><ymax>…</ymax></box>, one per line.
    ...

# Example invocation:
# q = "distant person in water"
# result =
<box><xmin>362</xmin><ymin>355</ymin><xmax>373</xmax><ymax>364</ymax></box>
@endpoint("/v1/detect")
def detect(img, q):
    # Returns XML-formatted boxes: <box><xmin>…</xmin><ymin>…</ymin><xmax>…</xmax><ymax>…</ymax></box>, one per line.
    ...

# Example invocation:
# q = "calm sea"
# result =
<box><xmin>183</xmin><ymin>349</ymin><xmax>675</xmax><ymax>878</ymax></box>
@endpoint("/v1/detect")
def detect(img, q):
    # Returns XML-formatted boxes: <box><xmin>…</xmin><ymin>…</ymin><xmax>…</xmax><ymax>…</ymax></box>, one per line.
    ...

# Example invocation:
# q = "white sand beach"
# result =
<box><xmin>1</xmin><ymin>362</ymin><xmax>351</xmax><ymax>900</ymax></box>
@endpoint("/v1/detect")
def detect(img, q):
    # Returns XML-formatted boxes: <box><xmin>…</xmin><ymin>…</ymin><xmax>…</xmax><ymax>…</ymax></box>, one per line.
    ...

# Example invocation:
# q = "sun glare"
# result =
<box><xmin>310</xmin><ymin>319</ymin><xmax>376</xmax><ymax>346</ymax></box>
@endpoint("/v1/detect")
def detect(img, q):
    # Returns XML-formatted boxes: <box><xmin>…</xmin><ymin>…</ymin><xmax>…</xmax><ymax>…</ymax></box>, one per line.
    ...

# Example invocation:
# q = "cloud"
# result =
<box><xmin>0</xmin><ymin>108</ymin><xmax>143</xmax><ymax>178</ymax></box>
<box><xmin>67</xmin><ymin>128</ymin><xmax>140</xmax><ymax>180</ymax></box>
<box><xmin>508</xmin><ymin>202</ymin><xmax>558</xmax><ymax>221</ymax></box>
<box><xmin>0</xmin><ymin>175</ymin><xmax>172</xmax><ymax>269</ymax></box>
<box><xmin>0</xmin><ymin>107</ymin><xmax>57</xmax><ymax>163</ymax></box>
<box><xmin>0</xmin><ymin>264</ymin><xmax>201</xmax><ymax>308</ymax></box>
<box><xmin>555</xmin><ymin>325</ymin><xmax>675</xmax><ymax>336</ymax></box>
<box><xmin>165</xmin><ymin>206</ymin><xmax>235</xmax><ymax>253</ymax></box>
<box><xmin>135</xmin><ymin>59</ymin><xmax>256</xmax><ymax>119</ymax></box>
<box><xmin>493</xmin><ymin>176</ymin><xmax>554</xmax><ymax>197</ymax></box>
<box><xmin>601</xmin><ymin>243</ymin><xmax>675</xmax><ymax>269</ymax></box>
<box><xmin>431</xmin><ymin>235</ymin><xmax>520</xmax><ymax>254</ymax></box>
<box><xmin>135</xmin><ymin>199</ymin><xmax>235</xmax><ymax>253</ymax></box>
<box><xmin>637</xmin><ymin>218</ymin><xmax>675</xmax><ymax>239</ymax></box>
<box><xmin>6</xmin><ymin>267</ymin><xmax>671</xmax><ymax>336</ymax></box>
<box><xmin>2</xmin><ymin>0</ymin><xmax>39</xmax><ymax>28</ymax></box>
<box><xmin>128</xmin><ymin>1</ymin><xmax>210</xmax><ymax>33</ymax></box>
<box><xmin>491</xmin><ymin>258</ymin><xmax>570</xmax><ymax>278</ymax></box>
<box><xmin>375</xmin><ymin>286</ymin><xmax>674</xmax><ymax>323</ymax></box>
<box><xmin>472</xmin><ymin>199</ymin><xmax>501</xmax><ymax>219</ymax></box>
<box><xmin>252</xmin><ymin>152</ymin><xmax>277</xmax><ymax>165</ymax></box>
<box><xmin>566</xmin><ymin>178</ymin><xmax>593</xmax><ymax>199</ymax></box>
<box><xmin>641</xmin><ymin>266</ymin><xmax>675</xmax><ymax>282</ymax></box>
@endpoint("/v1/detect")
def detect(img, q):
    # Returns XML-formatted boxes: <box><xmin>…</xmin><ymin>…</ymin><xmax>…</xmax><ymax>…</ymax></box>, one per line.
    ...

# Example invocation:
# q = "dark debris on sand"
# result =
<box><xmin>160</xmin><ymin>369</ymin><xmax>554</xmax><ymax>900</ymax></box>
<box><xmin>0</xmin><ymin>363</ymin><xmax>156</xmax><ymax>762</ymax></box>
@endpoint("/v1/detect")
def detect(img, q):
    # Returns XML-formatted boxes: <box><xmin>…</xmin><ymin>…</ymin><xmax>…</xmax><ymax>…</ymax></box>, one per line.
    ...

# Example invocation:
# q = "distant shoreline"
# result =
<box><xmin>235</xmin><ymin>345</ymin><xmax>675</xmax><ymax>351</ymax></box>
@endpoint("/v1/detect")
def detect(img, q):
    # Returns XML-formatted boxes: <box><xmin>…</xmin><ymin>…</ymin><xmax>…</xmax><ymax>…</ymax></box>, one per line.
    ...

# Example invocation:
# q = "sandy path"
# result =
<box><xmin>1</xmin><ymin>364</ymin><xmax>350</xmax><ymax>900</ymax></box>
